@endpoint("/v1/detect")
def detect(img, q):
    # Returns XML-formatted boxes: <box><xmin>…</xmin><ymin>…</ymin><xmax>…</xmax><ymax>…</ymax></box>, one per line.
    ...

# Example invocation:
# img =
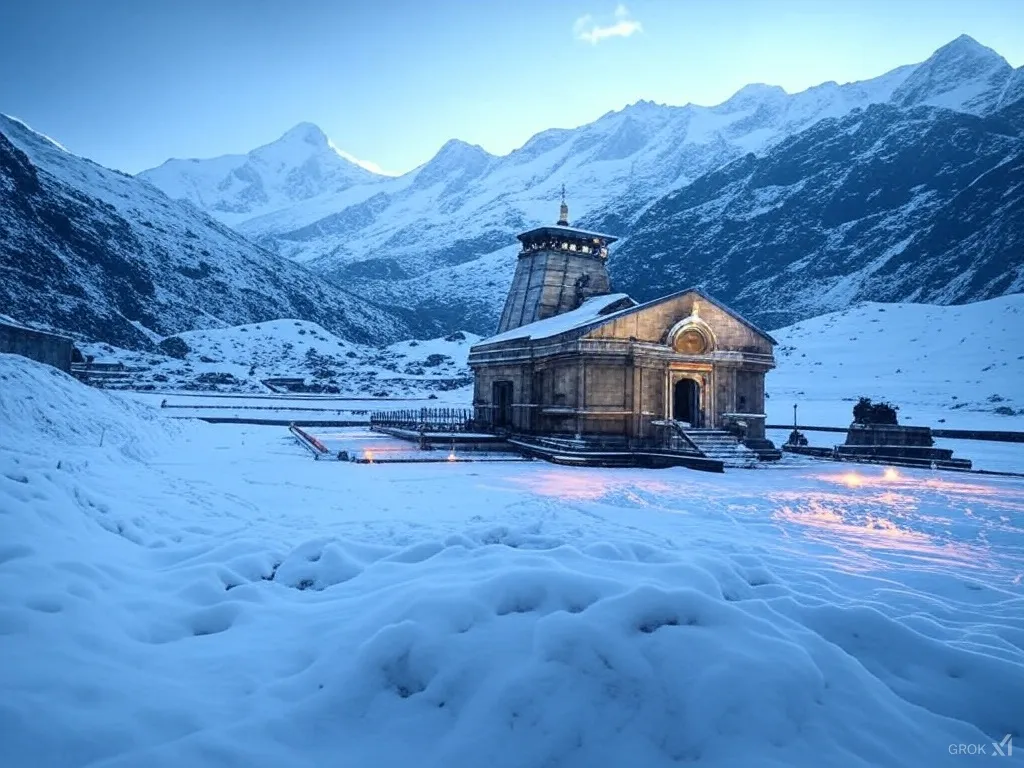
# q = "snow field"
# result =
<box><xmin>0</xmin><ymin>354</ymin><xmax>184</xmax><ymax>460</ymax></box>
<box><xmin>769</xmin><ymin>294</ymin><xmax>1024</xmax><ymax>431</ymax></box>
<box><xmin>79</xmin><ymin>320</ymin><xmax>478</xmax><ymax>396</ymax></box>
<box><xmin>1</xmin><ymin>355</ymin><xmax>1023</xmax><ymax>767</ymax></box>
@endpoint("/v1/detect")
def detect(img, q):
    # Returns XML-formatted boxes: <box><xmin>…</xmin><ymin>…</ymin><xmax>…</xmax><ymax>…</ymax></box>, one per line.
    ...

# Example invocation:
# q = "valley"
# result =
<box><xmin>4</xmin><ymin>9</ymin><xmax>1024</xmax><ymax>768</ymax></box>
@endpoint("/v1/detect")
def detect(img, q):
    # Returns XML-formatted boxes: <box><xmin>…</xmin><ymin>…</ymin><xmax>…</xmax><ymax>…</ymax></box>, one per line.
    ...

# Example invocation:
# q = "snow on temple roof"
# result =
<box><xmin>477</xmin><ymin>294</ymin><xmax>636</xmax><ymax>346</ymax></box>
<box><xmin>474</xmin><ymin>287</ymin><xmax>778</xmax><ymax>350</ymax></box>
<box><xmin>516</xmin><ymin>225</ymin><xmax>618</xmax><ymax>244</ymax></box>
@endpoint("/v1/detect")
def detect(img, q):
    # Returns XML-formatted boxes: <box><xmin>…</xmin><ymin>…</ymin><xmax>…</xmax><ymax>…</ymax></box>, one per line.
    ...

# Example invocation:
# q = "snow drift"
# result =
<box><xmin>0</xmin><ymin>353</ymin><xmax>183</xmax><ymax>459</ymax></box>
<box><xmin>1</xmin><ymin>354</ymin><xmax>1022</xmax><ymax>767</ymax></box>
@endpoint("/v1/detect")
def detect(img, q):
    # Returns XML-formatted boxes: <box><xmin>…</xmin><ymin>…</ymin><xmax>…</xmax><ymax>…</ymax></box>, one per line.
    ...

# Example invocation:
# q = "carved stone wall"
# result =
<box><xmin>472</xmin><ymin>290</ymin><xmax>775</xmax><ymax>440</ymax></box>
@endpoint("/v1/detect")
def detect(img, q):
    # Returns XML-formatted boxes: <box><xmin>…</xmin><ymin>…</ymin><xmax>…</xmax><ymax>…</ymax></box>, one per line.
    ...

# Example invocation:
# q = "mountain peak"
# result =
<box><xmin>892</xmin><ymin>34</ymin><xmax>1011</xmax><ymax>113</ymax></box>
<box><xmin>439</xmin><ymin>138</ymin><xmax>487</xmax><ymax>153</ymax></box>
<box><xmin>927</xmin><ymin>34</ymin><xmax>1008</xmax><ymax>71</ymax></box>
<box><xmin>278</xmin><ymin>122</ymin><xmax>331</xmax><ymax>147</ymax></box>
<box><xmin>720</xmin><ymin>83</ymin><xmax>787</xmax><ymax>111</ymax></box>
<box><xmin>625</xmin><ymin>98</ymin><xmax>665</xmax><ymax>111</ymax></box>
<box><xmin>411</xmin><ymin>138</ymin><xmax>492</xmax><ymax>187</ymax></box>
<box><xmin>430</xmin><ymin>138</ymin><xmax>491</xmax><ymax>164</ymax></box>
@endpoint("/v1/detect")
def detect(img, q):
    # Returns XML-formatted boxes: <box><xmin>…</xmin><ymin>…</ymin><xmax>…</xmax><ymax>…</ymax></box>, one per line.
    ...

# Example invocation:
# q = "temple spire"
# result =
<box><xmin>557</xmin><ymin>184</ymin><xmax>569</xmax><ymax>226</ymax></box>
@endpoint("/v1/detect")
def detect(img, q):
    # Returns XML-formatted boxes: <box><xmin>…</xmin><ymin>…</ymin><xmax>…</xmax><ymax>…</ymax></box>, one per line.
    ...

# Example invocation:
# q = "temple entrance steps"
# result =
<box><xmin>680</xmin><ymin>428</ymin><xmax>759</xmax><ymax>469</ymax></box>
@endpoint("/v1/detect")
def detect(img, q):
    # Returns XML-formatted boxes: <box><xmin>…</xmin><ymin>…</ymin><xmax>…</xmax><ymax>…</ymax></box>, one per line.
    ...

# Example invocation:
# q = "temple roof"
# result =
<box><xmin>473</xmin><ymin>288</ymin><xmax>777</xmax><ymax>349</ymax></box>
<box><xmin>516</xmin><ymin>225</ymin><xmax>618</xmax><ymax>244</ymax></box>
<box><xmin>594</xmin><ymin>287</ymin><xmax>778</xmax><ymax>345</ymax></box>
<box><xmin>478</xmin><ymin>294</ymin><xmax>636</xmax><ymax>346</ymax></box>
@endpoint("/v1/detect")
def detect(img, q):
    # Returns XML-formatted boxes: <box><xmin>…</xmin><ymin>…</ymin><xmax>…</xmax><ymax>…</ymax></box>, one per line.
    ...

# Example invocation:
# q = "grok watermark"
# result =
<box><xmin>948</xmin><ymin>734</ymin><xmax>1013</xmax><ymax>757</ymax></box>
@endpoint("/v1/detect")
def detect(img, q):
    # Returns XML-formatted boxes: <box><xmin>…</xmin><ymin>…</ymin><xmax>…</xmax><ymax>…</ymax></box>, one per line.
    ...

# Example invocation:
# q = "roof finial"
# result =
<box><xmin>557</xmin><ymin>184</ymin><xmax>569</xmax><ymax>226</ymax></box>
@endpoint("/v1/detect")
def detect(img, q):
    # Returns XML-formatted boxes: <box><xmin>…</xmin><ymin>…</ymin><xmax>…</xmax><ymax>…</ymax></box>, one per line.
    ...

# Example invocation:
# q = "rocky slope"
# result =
<box><xmin>76</xmin><ymin>319</ymin><xmax>477</xmax><ymax>395</ymax></box>
<box><xmin>138</xmin><ymin>35</ymin><xmax>1024</xmax><ymax>337</ymax></box>
<box><xmin>608</xmin><ymin>100</ymin><xmax>1024</xmax><ymax>329</ymax></box>
<box><xmin>0</xmin><ymin>116</ymin><xmax>413</xmax><ymax>350</ymax></box>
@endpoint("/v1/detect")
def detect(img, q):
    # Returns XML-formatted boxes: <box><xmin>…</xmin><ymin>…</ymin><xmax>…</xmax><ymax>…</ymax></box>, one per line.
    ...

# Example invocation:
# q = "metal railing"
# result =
<box><xmin>370</xmin><ymin>408</ymin><xmax>476</xmax><ymax>433</ymax></box>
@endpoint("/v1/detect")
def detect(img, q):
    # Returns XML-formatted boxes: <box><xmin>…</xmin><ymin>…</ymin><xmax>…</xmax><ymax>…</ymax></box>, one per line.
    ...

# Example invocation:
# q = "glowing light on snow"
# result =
<box><xmin>509</xmin><ymin>471</ymin><xmax>678</xmax><ymax>501</ymax></box>
<box><xmin>363</xmin><ymin>450</ymin><xmax>374</xmax><ymax>463</ymax></box>
<box><xmin>840</xmin><ymin>472</ymin><xmax>864</xmax><ymax>488</ymax></box>
<box><xmin>771</xmin><ymin>496</ymin><xmax>997</xmax><ymax>575</ymax></box>
<box><xmin>812</xmin><ymin>471</ymin><xmax>1024</xmax><ymax>514</ymax></box>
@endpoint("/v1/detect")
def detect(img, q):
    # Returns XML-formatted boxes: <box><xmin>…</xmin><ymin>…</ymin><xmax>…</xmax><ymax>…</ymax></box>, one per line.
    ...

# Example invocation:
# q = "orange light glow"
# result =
<box><xmin>363</xmin><ymin>450</ymin><xmax>374</xmax><ymax>463</ymax></box>
<box><xmin>447</xmin><ymin>451</ymin><xmax>457</xmax><ymax>462</ymax></box>
<box><xmin>840</xmin><ymin>472</ymin><xmax>864</xmax><ymax>488</ymax></box>
<box><xmin>506</xmin><ymin>470</ymin><xmax>679</xmax><ymax>501</ymax></box>
<box><xmin>883</xmin><ymin>467</ymin><xmax>900</xmax><ymax>481</ymax></box>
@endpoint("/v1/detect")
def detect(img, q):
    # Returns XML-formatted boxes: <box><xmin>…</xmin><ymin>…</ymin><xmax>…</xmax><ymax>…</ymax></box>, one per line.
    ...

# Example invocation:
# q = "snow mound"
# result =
<box><xmin>383</xmin><ymin>330</ymin><xmax>480</xmax><ymax>370</ymax></box>
<box><xmin>175</xmin><ymin>319</ymin><xmax>354</xmax><ymax>369</ymax></box>
<box><xmin>1</xmin><ymin>362</ymin><xmax>1021</xmax><ymax>766</ymax></box>
<box><xmin>0</xmin><ymin>354</ymin><xmax>181</xmax><ymax>458</ymax></box>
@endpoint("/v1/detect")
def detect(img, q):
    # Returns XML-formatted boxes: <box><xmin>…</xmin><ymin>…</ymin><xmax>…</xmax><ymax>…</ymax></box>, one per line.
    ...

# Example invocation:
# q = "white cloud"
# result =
<box><xmin>573</xmin><ymin>5</ymin><xmax>643</xmax><ymax>45</ymax></box>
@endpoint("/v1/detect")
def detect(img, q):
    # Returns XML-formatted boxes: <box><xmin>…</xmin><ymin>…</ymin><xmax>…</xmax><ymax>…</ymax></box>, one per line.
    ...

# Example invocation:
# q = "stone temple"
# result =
<box><xmin>467</xmin><ymin>194</ymin><xmax>779</xmax><ymax>459</ymax></box>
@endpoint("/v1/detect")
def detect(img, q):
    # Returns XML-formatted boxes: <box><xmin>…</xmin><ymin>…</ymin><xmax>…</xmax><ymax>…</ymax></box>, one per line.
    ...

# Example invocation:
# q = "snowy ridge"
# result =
<box><xmin>1</xmin><ymin>353</ymin><xmax>1023</xmax><ymax>766</ymax></box>
<box><xmin>139</xmin><ymin>122</ymin><xmax>387</xmax><ymax>225</ymax></box>
<box><xmin>768</xmin><ymin>294</ymin><xmax>1024</xmax><ymax>430</ymax></box>
<box><xmin>0</xmin><ymin>115</ymin><xmax>413</xmax><ymax>349</ymax></box>
<box><xmin>612</xmin><ymin>99</ymin><xmax>1024</xmax><ymax>330</ymax></box>
<box><xmin>137</xmin><ymin>35</ymin><xmax>1024</xmax><ymax>338</ymax></box>
<box><xmin>0</xmin><ymin>353</ymin><xmax>185</xmax><ymax>458</ymax></box>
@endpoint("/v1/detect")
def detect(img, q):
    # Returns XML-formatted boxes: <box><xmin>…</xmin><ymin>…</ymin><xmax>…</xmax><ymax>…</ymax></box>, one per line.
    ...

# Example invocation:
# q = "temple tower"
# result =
<box><xmin>496</xmin><ymin>189</ymin><xmax>618</xmax><ymax>334</ymax></box>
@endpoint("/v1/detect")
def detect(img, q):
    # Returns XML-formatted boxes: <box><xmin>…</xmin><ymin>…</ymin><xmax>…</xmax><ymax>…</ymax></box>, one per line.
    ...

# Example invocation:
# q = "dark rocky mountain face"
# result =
<box><xmin>4</xmin><ymin>37</ymin><xmax>1021</xmax><ymax>347</ymax></box>
<box><xmin>605</xmin><ymin>101</ymin><xmax>1024</xmax><ymax>330</ymax></box>
<box><xmin>131</xmin><ymin>35</ymin><xmax>1023</xmax><ymax>340</ymax></box>
<box><xmin>0</xmin><ymin>118</ymin><xmax>412</xmax><ymax>350</ymax></box>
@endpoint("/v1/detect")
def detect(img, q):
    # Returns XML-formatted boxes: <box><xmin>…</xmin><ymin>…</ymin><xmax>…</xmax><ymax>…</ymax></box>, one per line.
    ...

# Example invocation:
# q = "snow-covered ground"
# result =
<box><xmin>75</xmin><ymin>295</ymin><xmax>1024</xmax><ymax>471</ymax></box>
<box><xmin>78</xmin><ymin>320</ymin><xmax>478</xmax><ymax>396</ymax></box>
<box><xmin>764</xmin><ymin>429</ymin><xmax>1024</xmax><ymax>475</ymax></box>
<box><xmin>118</xmin><ymin>391</ymin><xmax>471</xmax><ymax>423</ymax></box>
<box><xmin>2</xmin><ymin>354</ymin><xmax>1024</xmax><ymax>767</ymax></box>
<box><xmin>768</xmin><ymin>295</ymin><xmax>1024</xmax><ymax>431</ymax></box>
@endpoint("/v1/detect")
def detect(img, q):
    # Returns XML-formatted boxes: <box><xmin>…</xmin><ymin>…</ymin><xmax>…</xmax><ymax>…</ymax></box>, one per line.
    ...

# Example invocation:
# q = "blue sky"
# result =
<box><xmin>1</xmin><ymin>0</ymin><xmax>1021</xmax><ymax>175</ymax></box>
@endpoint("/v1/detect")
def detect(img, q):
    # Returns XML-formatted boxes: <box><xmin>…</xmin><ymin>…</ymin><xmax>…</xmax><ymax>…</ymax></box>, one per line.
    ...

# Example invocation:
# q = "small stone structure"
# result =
<box><xmin>837</xmin><ymin>423</ymin><xmax>971</xmax><ymax>468</ymax></box>
<box><xmin>469</xmin><ymin>196</ymin><xmax>778</xmax><ymax>456</ymax></box>
<box><xmin>0</xmin><ymin>320</ymin><xmax>74</xmax><ymax>372</ymax></box>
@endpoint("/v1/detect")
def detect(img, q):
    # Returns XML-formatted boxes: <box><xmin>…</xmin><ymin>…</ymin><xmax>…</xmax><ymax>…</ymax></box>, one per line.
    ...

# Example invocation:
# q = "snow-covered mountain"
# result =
<box><xmin>610</xmin><ymin>99</ymin><xmax>1024</xmax><ymax>328</ymax></box>
<box><xmin>139</xmin><ymin>122</ymin><xmax>387</xmax><ymax>225</ymax></box>
<box><xmin>138</xmin><ymin>35</ymin><xmax>1024</xmax><ymax>337</ymax></box>
<box><xmin>0</xmin><ymin>115</ymin><xmax>413</xmax><ymax>349</ymax></box>
<box><xmin>145</xmin><ymin>62</ymin><xmax>923</xmax><ymax>271</ymax></box>
<box><xmin>891</xmin><ymin>34</ymin><xmax>1018</xmax><ymax>113</ymax></box>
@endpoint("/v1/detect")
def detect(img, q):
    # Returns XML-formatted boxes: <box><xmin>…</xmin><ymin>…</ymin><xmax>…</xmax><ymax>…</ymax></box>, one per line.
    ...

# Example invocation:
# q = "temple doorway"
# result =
<box><xmin>673</xmin><ymin>378</ymin><xmax>701</xmax><ymax>427</ymax></box>
<box><xmin>492</xmin><ymin>381</ymin><xmax>513</xmax><ymax>428</ymax></box>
